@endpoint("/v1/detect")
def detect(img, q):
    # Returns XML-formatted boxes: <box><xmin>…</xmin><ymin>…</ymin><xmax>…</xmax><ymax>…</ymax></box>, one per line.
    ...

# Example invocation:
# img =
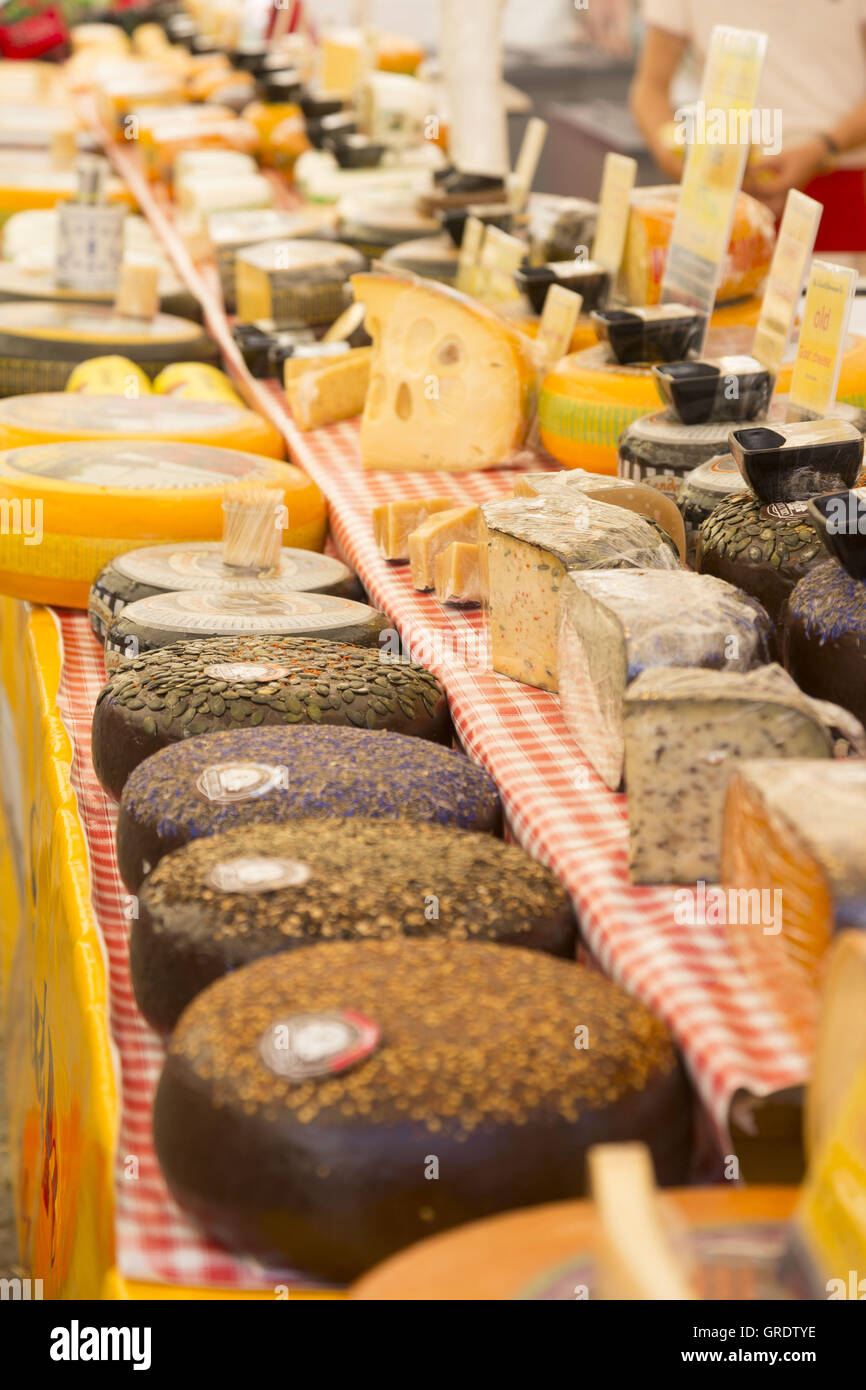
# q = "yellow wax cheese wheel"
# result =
<box><xmin>66</xmin><ymin>356</ymin><xmax>153</xmax><ymax>396</ymax></box>
<box><xmin>0</xmin><ymin>439</ymin><xmax>326</xmax><ymax>607</ymax></box>
<box><xmin>539</xmin><ymin>331</ymin><xmax>866</xmax><ymax>474</ymax></box>
<box><xmin>0</xmin><ymin>302</ymin><xmax>217</xmax><ymax>395</ymax></box>
<box><xmin>0</xmin><ymin>162</ymin><xmax>135</xmax><ymax>220</ymax></box>
<box><xmin>152</xmin><ymin>362</ymin><xmax>243</xmax><ymax>406</ymax></box>
<box><xmin>0</xmin><ymin>261</ymin><xmax>201</xmax><ymax>321</ymax></box>
<box><xmin>0</xmin><ymin>393</ymin><xmax>284</xmax><ymax>459</ymax></box>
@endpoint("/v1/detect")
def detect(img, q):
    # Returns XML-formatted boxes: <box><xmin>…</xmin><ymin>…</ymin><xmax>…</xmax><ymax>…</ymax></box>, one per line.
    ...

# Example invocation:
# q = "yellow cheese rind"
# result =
<box><xmin>285</xmin><ymin>348</ymin><xmax>372</xmax><ymax>431</ymax></box>
<box><xmin>434</xmin><ymin>541</ymin><xmax>482</xmax><ymax>605</ymax></box>
<box><xmin>408</xmin><ymin>505</ymin><xmax>480</xmax><ymax>590</ymax></box>
<box><xmin>152</xmin><ymin>362</ymin><xmax>243</xmax><ymax>406</ymax></box>
<box><xmin>372</xmin><ymin>497</ymin><xmax>456</xmax><ymax>560</ymax></box>
<box><xmin>65</xmin><ymin>356</ymin><xmax>153</xmax><ymax>397</ymax></box>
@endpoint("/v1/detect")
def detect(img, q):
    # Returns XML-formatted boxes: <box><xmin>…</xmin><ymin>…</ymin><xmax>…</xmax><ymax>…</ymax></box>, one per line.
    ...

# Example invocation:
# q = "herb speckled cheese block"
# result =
<box><xmin>783</xmin><ymin>560</ymin><xmax>866</xmax><ymax>727</ymax></box>
<box><xmin>721</xmin><ymin>760</ymin><xmax>866</xmax><ymax>1054</ymax></box>
<box><xmin>624</xmin><ymin>665</ymin><xmax>859</xmax><ymax>885</ymax></box>
<box><xmin>514</xmin><ymin>470</ymin><xmax>686</xmax><ymax>562</ymax></box>
<box><xmin>132</xmin><ymin>821</ymin><xmax>576</xmax><ymax>1032</ymax></box>
<box><xmin>88</xmin><ymin>542</ymin><xmax>357</xmax><ymax>643</ymax></box>
<box><xmin>93</xmin><ymin>636</ymin><xmax>449</xmax><ymax>799</ymax></box>
<box><xmin>234</xmin><ymin>239</ymin><xmax>366</xmax><ymax>327</ymax></box>
<box><xmin>482</xmin><ymin>495</ymin><xmax>679</xmax><ymax>692</ymax></box>
<box><xmin>0</xmin><ymin>392</ymin><xmax>284</xmax><ymax>458</ymax></box>
<box><xmin>104</xmin><ymin>590</ymin><xmax>387</xmax><ymax>673</ymax></box>
<box><xmin>352</xmin><ymin>271</ymin><xmax>538</xmax><ymax>472</ymax></box>
<box><xmin>0</xmin><ymin>441</ymin><xmax>324</xmax><ymax>608</ymax></box>
<box><xmin>153</xmin><ymin>939</ymin><xmax>692</xmax><ymax>1280</ymax></box>
<box><xmin>0</xmin><ymin>301</ymin><xmax>216</xmax><ymax>394</ymax></box>
<box><xmin>697</xmin><ymin>495</ymin><xmax>824</xmax><ymax>653</ymax></box>
<box><xmin>557</xmin><ymin>569</ymin><xmax>772</xmax><ymax>790</ymax></box>
<box><xmin>116</xmin><ymin>726</ymin><xmax>502</xmax><ymax>890</ymax></box>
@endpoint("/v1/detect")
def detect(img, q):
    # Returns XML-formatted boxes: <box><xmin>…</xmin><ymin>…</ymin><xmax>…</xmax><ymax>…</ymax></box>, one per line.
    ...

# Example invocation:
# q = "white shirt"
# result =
<box><xmin>642</xmin><ymin>0</ymin><xmax>866</xmax><ymax>165</ymax></box>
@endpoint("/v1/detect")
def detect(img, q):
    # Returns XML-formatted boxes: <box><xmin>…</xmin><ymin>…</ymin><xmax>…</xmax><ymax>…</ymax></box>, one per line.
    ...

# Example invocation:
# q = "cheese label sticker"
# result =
<box><xmin>591</xmin><ymin>151</ymin><xmax>637</xmax><ymax>277</ymax></box>
<box><xmin>203</xmin><ymin>662</ymin><xmax>291</xmax><ymax>683</ymax></box>
<box><xmin>195</xmin><ymin>762</ymin><xmax>285</xmax><ymax>803</ymax></box>
<box><xmin>259</xmin><ymin>1011</ymin><xmax>380</xmax><ymax>1082</ymax></box>
<box><xmin>752</xmin><ymin>189</ymin><xmax>822</xmax><ymax>380</ymax></box>
<box><xmin>761</xmin><ymin>501</ymin><xmax>809</xmax><ymax>520</ymax></box>
<box><xmin>207</xmin><ymin>856</ymin><xmax>311</xmax><ymax>893</ymax></box>
<box><xmin>788</xmin><ymin>260</ymin><xmax>858</xmax><ymax>420</ymax></box>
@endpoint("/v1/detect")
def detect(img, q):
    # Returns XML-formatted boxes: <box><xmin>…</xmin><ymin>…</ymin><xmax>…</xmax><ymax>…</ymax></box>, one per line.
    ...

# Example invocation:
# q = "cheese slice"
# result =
<box><xmin>409</xmin><ymin>505</ymin><xmax>480</xmax><ymax>590</ymax></box>
<box><xmin>557</xmin><ymin>569</ymin><xmax>773</xmax><ymax>790</ymax></box>
<box><xmin>434</xmin><ymin>542</ymin><xmax>482</xmax><ymax>605</ymax></box>
<box><xmin>285</xmin><ymin>348</ymin><xmax>372</xmax><ymax>430</ymax></box>
<box><xmin>483</xmin><ymin>495</ymin><xmax>679</xmax><ymax>692</ymax></box>
<box><xmin>350</xmin><ymin>269</ymin><xmax>412</xmax><ymax>349</ymax></box>
<box><xmin>721</xmin><ymin>760</ymin><xmax>866</xmax><ymax>1055</ymax></box>
<box><xmin>515</xmin><ymin>470</ymin><xmax>686</xmax><ymax>562</ymax></box>
<box><xmin>624</xmin><ymin>666</ymin><xmax>855</xmax><ymax>886</ymax></box>
<box><xmin>372</xmin><ymin>497</ymin><xmax>457</xmax><ymax>561</ymax></box>
<box><xmin>353</xmin><ymin>271</ymin><xmax>538</xmax><ymax>472</ymax></box>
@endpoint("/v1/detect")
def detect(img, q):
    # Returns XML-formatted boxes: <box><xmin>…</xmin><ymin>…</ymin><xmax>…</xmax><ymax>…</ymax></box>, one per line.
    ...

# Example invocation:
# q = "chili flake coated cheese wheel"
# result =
<box><xmin>116</xmin><ymin>726</ymin><xmax>503</xmax><ymax>891</ymax></box>
<box><xmin>133</xmin><ymin>821</ymin><xmax>575</xmax><ymax>1033</ymax></box>
<box><xmin>88</xmin><ymin>542</ymin><xmax>358</xmax><ymax>642</ymax></box>
<box><xmin>0</xmin><ymin>440</ymin><xmax>325</xmax><ymax>608</ymax></box>
<box><xmin>93</xmin><ymin>635</ymin><xmax>449</xmax><ymax>799</ymax></box>
<box><xmin>103</xmin><ymin>590</ymin><xmax>387</xmax><ymax>674</ymax></box>
<box><xmin>0</xmin><ymin>302</ymin><xmax>217</xmax><ymax>394</ymax></box>
<box><xmin>0</xmin><ymin>393</ymin><xmax>284</xmax><ymax>459</ymax></box>
<box><xmin>153</xmin><ymin>939</ymin><xmax>691</xmax><ymax>1280</ymax></box>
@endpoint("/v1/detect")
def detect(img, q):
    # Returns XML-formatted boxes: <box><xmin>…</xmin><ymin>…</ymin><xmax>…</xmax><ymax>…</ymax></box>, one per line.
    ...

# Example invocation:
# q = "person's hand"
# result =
<box><xmin>744</xmin><ymin>137</ymin><xmax>828</xmax><ymax>216</ymax></box>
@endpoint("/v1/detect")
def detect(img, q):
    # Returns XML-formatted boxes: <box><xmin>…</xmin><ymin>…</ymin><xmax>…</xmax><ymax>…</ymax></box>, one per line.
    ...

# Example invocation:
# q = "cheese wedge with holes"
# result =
<box><xmin>483</xmin><ymin>496</ymin><xmax>679</xmax><ymax>692</ymax></box>
<box><xmin>352</xmin><ymin>272</ymin><xmax>538</xmax><ymax>472</ymax></box>
<box><xmin>514</xmin><ymin>470</ymin><xmax>686</xmax><ymax>562</ymax></box>
<box><xmin>625</xmin><ymin>666</ymin><xmax>858</xmax><ymax>886</ymax></box>
<box><xmin>285</xmin><ymin>347</ymin><xmax>372</xmax><ymax>430</ymax></box>
<box><xmin>434</xmin><ymin>541</ymin><xmax>482</xmax><ymax>605</ymax></box>
<box><xmin>373</xmin><ymin>497</ymin><xmax>457</xmax><ymax>561</ymax></box>
<box><xmin>409</xmin><ymin>505</ymin><xmax>480</xmax><ymax>590</ymax></box>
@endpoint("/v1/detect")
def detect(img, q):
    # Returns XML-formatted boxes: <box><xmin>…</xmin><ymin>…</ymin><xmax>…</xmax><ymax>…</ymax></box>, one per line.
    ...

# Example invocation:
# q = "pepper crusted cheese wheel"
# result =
<box><xmin>0</xmin><ymin>302</ymin><xmax>216</xmax><ymax>394</ymax></box>
<box><xmin>103</xmin><ymin>590</ymin><xmax>387</xmax><ymax>673</ymax></box>
<box><xmin>153</xmin><ymin>939</ymin><xmax>691</xmax><ymax>1279</ymax></box>
<box><xmin>88</xmin><ymin>542</ymin><xmax>357</xmax><ymax>643</ymax></box>
<box><xmin>234</xmin><ymin>239</ymin><xmax>366</xmax><ymax>327</ymax></box>
<box><xmin>721</xmin><ymin>761</ymin><xmax>866</xmax><ymax>1056</ymax></box>
<box><xmin>0</xmin><ymin>440</ymin><xmax>325</xmax><ymax>608</ymax></box>
<box><xmin>116</xmin><ymin>727</ymin><xmax>503</xmax><ymax>890</ymax></box>
<box><xmin>93</xmin><ymin>636</ymin><xmax>449</xmax><ymax>798</ymax></box>
<box><xmin>0</xmin><ymin>393</ymin><xmax>283</xmax><ymax>458</ymax></box>
<box><xmin>133</xmin><ymin>821</ymin><xmax>575</xmax><ymax>1032</ymax></box>
<box><xmin>556</xmin><ymin>569</ymin><xmax>773</xmax><ymax>791</ymax></box>
<box><xmin>353</xmin><ymin>271</ymin><xmax>538</xmax><ymax>472</ymax></box>
<box><xmin>783</xmin><ymin>561</ymin><xmax>866</xmax><ymax>727</ymax></box>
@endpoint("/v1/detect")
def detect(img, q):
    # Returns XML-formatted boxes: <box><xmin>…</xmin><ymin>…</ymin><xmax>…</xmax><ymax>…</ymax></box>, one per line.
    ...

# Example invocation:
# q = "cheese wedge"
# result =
<box><xmin>514</xmin><ymin>470</ymin><xmax>686</xmax><ymax>563</ymax></box>
<box><xmin>482</xmin><ymin>495</ymin><xmax>678</xmax><ymax>692</ymax></box>
<box><xmin>408</xmin><ymin>505</ymin><xmax>480</xmax><ymax>590</ymax></box>
<box><xmin>285</xmin><ymin>348</ymin><xmax>372</xmax><ymax>431</ymax></box>
<box><xmin>434</xmin><ymin>541</ymin><xmax>482</xmax><ymax>605</ymax></box>
<box><xmin>352</xmin><ymin>271</ymin><xmax>538</xmax><ymax>472</ymax></box>
<box><xmin>350</xmin><ymin>269</ymin><xmax>412</xmax><ymax>349</ymax></box>
<box><xmin>373</xmin><ymin>497</ymin><xmax>457</xmax><ymax>561</ymax></box>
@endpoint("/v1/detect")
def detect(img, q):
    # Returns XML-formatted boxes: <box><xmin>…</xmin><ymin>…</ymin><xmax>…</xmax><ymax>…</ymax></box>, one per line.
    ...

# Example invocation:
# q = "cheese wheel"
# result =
<box><xmin>0</xmin><ymin>440</ymin><xmax>325</xmax><ymax>607</ymax></box>
<box><xmin>65</xmin><ymin>356</ymin><xmax>153</xmax><ymax>397</ymax></box>
<box><xmin>0</xmin><ymin>262</ymin><xmax>200</xmax><ymax>320</ymax></box>
<box><xmin>0</xmin><ymin>163</ymin><xmax>134</xmax><ymax>221</ymax></box>
<box><xmin>0</xmin><ymin>302</ymin><xmax>216</xmax><ymax>394</ymax></box>
<box><xmin>152</xmin><ymin>362</ymin><xmax>243</xmax><ymax>406</ymax></box>
<box><xmin>0</xmin><ymin>393</ymin><xmax>283</xmax><ymax>459</ymax></box>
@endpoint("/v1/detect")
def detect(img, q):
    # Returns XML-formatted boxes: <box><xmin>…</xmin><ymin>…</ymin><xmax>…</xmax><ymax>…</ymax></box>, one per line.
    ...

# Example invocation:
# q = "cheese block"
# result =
<box><xmin>0</xmin><ymin>393</ymin><xmax>283</xmax><ymax>459</ymax></box>
<box><xmin>65</xmin><ymin>356</ymin><xmax>153</xmax><ymax>397</ymax></box>
<box><xmin>151</xmin><ymin>362</ymin><xmax>243</xmax><ymax>406</ymax></box>
<box><xmin>625</xmin><ymin>666</ymin><xmax>858</xmax><ymax>885</ymax></box>
<box><xmin>0</xmin><ymin>301</ymin><xmax>216</xmax><ymax>394</ymax></box>
<box><xmin>721</xmin><ymin>760</ymin><xmax>866</xmax><ymax>1054</ymax></box>
<box><xmin>677</xmin><ymin>454</ymin><xmax>748</xmax><ymax>566</ymax></box>
<box><xmin>409</xmin><ymin>505</ymin><xmax>479</xmax><ymax>590</ymax></box>
<box><xmin>557</xmin><ymin>570</ymin><xmax>773</xmax><ymax>790</ymax></box>
<box><xmin>103</xmin><ymin>590</ymin><xmax>387</xmax><ymax>673</ymax></box>
<box><xmin>482</xmin><ymin>496</ymin><xmax>679</xmax><ymax>692</ymax></box>
<box><xmin>207</xmin><ymin>207</ymin><xmax>337</xmax><ymax>308</ymax></box>
<box><xmin>372</xmin><ymin>497</ymin><xmax>457</xmax><ymax>561</ymax></box>
<box><xmin>132</xmin><ymin>820</ymin><xmax>574</xmax><ymax>1032</ymax></box>
<box><xmin>88</xmin><ymin>542</ymin><xmax>356</xmax><ymax>643</ymax></box>
<box><xmin>285</xmin><ymin>347</ymin><xmax>372</xmax><ymax>430</ymax></box>
<box><xmin>234</xmin><ymin>239</ymin><xmax>366</xmax><ymax>327</ymax></box>
<box><xmin>93</xmin><ymin>636</ymin><xmax>449</xmax><ymax>800</ymax></box>
<box><xmin>174</xmin><ymin>172</ymin><xmax>275</xmax><ymax>219</ymax></box>
<box><xmin>435</xmin><ymin>542</ymin><xmax>482</xmax><ymax>605</ymax></box>
<box><xmin>514</xmin><ymin>470</ymin><xmax>686</xmax><ymax>562</ymax></box>
<box><xmin>0</xmin><ymin>440</ymin><xmax>325</xmax><ymax>607</ymax></box>
<box><xmin>620</xmin><ymin>188</ymin><xmax>775</xmax><ymax>307</ymax></box>
<box><xmin>353</xmin><ymin>272</ymin><xmax>538</xmax><ymax>472</ymax></box>
<box><xmin>153</xmin><ymin>939</ymin><xmax>690</xmax><ymax>1279</ymax></box>
<box><xmin>116</xmin><ymin>726</ymin><xmax>503</xmax><ymax>891</ymax></box>
<box><xmin>783</xmin><ymin>560</ymin><xmax>866</xmax><ymax>728</ymax></box>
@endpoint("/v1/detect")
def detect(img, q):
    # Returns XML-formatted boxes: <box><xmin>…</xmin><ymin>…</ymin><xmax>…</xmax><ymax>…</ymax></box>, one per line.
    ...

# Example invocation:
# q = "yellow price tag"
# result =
<box><xmin>456</xmin><ymin>216</ymin><xmax>485</xmax><ymax>296</ymax></box>
<box><xmin>592</xmin><ymin>152</ymin><xmax>637</xmax><ymax>278</ymax></box>
<box><xmin>537</xmin><ymin>284</ymin><xmax>582</xmax><ymax>367</ymax></box>
<box><xmin>787</xmin><ymin>259</ymin><xmax>857</xmax><ymax>420</ymax></box>
<box><xmin>752</xmin><ymin>189</ymin><xmax>823</xmax><ymax>381</ymax></box>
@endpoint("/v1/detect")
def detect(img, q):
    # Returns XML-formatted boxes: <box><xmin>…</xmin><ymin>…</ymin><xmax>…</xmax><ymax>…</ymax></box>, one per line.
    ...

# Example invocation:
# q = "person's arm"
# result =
<box><xmin>629</xmin><ymin>24</ymin><xmax>689</xmax><ymax>179</ymax></box>
<box><xmin>746</xmin><ymin>98</ymin><xmax>866</xmax><ymax>216</ymax></box>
